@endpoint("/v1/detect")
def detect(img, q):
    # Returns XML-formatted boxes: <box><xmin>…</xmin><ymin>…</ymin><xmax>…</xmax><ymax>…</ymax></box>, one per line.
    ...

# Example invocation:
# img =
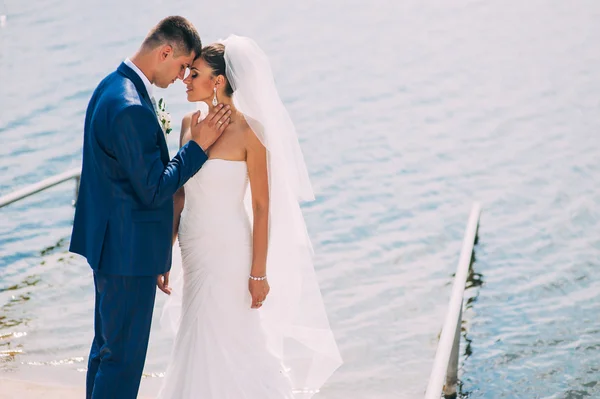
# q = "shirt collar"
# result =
<box><xmin>124</xmin><ymin>58</ymin><xmax>153</xmax><ymax>98</ymax></box>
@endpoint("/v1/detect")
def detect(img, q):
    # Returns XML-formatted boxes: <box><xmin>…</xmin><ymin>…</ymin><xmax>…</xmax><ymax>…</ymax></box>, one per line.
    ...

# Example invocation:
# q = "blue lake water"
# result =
<box><xmin>1</xmin><ymin>1</ymin><xmax>600</xmax><ymax>398</ymax></box>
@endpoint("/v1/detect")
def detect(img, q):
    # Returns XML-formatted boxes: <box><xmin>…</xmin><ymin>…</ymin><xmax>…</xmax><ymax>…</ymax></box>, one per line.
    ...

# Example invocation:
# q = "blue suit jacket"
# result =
<box><xmin>70</xmin><ymin>62</ymin><xmax>207</xmax><ymax>276</ymax></box>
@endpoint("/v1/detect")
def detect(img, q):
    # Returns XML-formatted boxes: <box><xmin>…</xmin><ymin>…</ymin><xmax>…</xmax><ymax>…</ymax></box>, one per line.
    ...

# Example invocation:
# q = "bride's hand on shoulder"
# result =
<box><xmin>249</xmin><ymin>277</ymin><xmax>270</xmax><ymax>309</ymax></box>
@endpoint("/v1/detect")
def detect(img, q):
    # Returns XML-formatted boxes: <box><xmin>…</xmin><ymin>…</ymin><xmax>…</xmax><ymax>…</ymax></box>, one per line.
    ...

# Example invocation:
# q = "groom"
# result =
<box><xmin>70</xmin><ymin>16</ymin><xmax>231</xmax><ymax>399</ymax></box>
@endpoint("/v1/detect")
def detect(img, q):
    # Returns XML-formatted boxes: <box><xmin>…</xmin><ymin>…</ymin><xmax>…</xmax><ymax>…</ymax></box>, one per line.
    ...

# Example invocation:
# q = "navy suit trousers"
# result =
<box><xmin>86</xmin><ymin>272</ymin><xmax>157</xmax><ymax>399</ymax></box>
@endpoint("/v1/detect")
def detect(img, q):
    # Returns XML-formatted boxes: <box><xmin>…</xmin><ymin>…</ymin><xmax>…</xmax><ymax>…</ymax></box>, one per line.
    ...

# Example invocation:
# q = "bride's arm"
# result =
<box><xmin>246</xmin><ymin>127</ymin><xmax>270</xmax><ymax>309</ymax></box>
<box><xmin>172</xmin><ymin>113</ymin><xmax>193</xmax><ymax>245</ymax></box>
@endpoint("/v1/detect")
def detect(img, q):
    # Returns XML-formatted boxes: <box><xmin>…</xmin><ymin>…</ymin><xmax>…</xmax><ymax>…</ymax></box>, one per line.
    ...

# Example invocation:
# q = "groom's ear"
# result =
<box><xmin>159</xmin><ymin>44</ymin><xmax>174</xmax><ymax>61</ymax></box>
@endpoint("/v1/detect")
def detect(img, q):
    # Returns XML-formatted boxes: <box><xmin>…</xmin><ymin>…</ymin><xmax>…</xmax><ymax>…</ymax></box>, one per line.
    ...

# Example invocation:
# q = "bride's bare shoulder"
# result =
<box><xmin>180</xmin><ymin>112</ymin><xmax>195</xmax><ymax>146</ymax></box>
<box><xmin>182</xmin><ymin>112</ymin><xmax>196</xmax><ymax>131</ymax></box>
<box><xmin>240</xmin><ymin>114</ymin><xmax>264</xmax><ymax>137</ymax></box>
<box><xmin>240</xmin><ymin>115</ymin><xmax>265</xmax><ymax>151</ymax></box>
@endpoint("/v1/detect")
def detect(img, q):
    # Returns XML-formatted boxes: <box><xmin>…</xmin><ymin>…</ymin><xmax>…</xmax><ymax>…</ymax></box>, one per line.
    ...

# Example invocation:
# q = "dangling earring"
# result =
<box><xmin>212</xmin><ymin>87</ymin><xmax>218</xmax><ymax>107</ymax></box>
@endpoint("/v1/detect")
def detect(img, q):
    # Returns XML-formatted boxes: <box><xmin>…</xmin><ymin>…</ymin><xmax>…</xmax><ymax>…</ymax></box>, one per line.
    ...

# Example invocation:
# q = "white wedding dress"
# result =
<box><xmin>157</xmin><ymin>159</ymin><xmax>295</xmax><ymax>399</ymax></box>
<box><xmin>158</xmin><ymin>35</ymin><xmax>342</xmax><ymax>399</ymax></box>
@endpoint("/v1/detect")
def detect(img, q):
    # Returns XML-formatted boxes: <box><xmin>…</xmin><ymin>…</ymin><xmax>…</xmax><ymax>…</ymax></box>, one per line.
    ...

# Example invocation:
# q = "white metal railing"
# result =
<box><xmin>0</xmin><ymin>168</ymin><xmax>81</xmax><ymax>209</ymax></box>
<box><xmin>424</xmin><ymin>202</ymin><xmax>481</xmax><ymax>399</ymax></box>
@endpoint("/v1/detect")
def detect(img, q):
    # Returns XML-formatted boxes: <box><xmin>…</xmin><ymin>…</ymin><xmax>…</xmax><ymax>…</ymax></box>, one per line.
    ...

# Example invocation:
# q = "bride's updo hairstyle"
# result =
<box><xmin>201</xmin><ymin>43</ymin><xmax>234</xmax><ymax>97</ymax></box>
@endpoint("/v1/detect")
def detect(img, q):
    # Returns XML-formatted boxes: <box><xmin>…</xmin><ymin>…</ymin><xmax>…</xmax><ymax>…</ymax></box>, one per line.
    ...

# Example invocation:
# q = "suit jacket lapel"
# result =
<box><xmin>117</xmin><ymin>62</ymin><xmax>154</xmax><ymax>108</ymax></box>
<box><xmin>117</xmin><ymin>62</ymin><xmax>170</xmax><ymax>163</ymax></box>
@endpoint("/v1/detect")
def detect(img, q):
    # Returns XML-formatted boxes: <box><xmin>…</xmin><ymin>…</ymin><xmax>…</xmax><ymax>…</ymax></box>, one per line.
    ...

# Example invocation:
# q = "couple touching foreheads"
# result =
<box><xmin>69</xmin><ymin>15</ymin><xmax>342</xmax><ymax>399</ymax></box>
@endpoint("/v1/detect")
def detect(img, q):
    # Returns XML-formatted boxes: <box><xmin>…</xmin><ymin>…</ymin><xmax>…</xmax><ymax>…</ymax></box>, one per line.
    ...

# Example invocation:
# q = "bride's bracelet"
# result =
<box><xmin>249</xmin><ymin>275</ymin><xmax>267</xmax><ymax>281</ymax></box>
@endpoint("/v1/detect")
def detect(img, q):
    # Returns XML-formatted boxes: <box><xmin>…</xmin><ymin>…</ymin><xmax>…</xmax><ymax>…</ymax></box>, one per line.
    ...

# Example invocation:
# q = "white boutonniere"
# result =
<box><xmin>156</xmin><ymin>98</ymin><xmax>172</xmax><ymax>134</ymax></box>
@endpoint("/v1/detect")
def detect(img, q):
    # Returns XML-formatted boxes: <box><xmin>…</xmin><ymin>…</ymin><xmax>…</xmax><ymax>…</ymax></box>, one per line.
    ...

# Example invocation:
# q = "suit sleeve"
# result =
<box><xmin>109</xmin><ymin>105</ymin><xmax>207</xmax><ymax>207</ymax></box>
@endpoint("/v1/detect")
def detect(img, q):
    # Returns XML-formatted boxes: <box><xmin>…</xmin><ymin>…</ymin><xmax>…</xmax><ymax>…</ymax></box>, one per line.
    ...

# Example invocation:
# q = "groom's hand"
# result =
<box><xmin>157</xmin><ymin>272</ymin><xmax>171</xmax><ymax>295</ymax></box>
<box><xmin>191</xmin><ymin>104</ymin><xmax>232</xmax><ymax>151</ymax></box>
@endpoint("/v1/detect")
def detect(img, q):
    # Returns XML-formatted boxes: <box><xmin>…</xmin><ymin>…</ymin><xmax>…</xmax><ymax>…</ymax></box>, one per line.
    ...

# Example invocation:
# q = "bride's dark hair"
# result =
<box><xmin>201</xmin><ymin>43</ymin><xmax>234</xmax><ymax>97</ymax></box>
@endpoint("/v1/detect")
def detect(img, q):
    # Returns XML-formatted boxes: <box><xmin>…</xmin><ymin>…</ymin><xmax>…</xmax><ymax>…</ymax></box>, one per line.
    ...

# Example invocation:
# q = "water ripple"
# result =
<box><xmin>1</xmin><ymin>0</ymin><xmax>600</xmax><ymax>398</ymax></box>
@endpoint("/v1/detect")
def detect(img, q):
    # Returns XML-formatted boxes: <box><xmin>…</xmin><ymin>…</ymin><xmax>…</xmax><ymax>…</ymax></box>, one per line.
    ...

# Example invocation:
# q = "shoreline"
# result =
<box><xmin>0</xmin><ymin>377</ymin><xmax>153</xmax><ymax>399</ymax></box>
<box><xmin>0</xmin><ymin>377</ymin><xmax>84</xmax><ymax>399</ymax></box>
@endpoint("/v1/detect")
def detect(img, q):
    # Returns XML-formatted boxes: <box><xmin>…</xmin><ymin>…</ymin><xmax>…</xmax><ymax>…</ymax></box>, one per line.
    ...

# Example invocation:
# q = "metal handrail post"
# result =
<box><xmin>443</xmin><ymin>304</ymin><xmax>462</xmax><ymax>397</ymax></box>
<box><xmin>73</xmin><ymin>174</ymin><xmax>81</xmax><ymax>206</ymax></box>
<box><xmin>424</xmin><ymin>202</ymin><xmax>481</xmax><ymax>399</ymax></box>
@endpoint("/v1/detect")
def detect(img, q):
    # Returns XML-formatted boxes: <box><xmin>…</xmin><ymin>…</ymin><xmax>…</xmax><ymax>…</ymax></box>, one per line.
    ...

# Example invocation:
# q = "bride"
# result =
<box><xmin>156</xmin><ymin>35</ymin><xmax>342</xmax><ymax>398</ymax></box>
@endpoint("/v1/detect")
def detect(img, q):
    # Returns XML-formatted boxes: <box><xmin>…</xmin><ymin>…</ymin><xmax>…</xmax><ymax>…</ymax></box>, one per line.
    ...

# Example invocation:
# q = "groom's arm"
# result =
<box><xmin>109</xmin><ymin>105</ymin><xmax>207</xmax><ymax>207</ymax></box>
<box><xmin>171</xmin><ymin>114</ymin><xmax>192</xmax><ymax>245</ymax></box>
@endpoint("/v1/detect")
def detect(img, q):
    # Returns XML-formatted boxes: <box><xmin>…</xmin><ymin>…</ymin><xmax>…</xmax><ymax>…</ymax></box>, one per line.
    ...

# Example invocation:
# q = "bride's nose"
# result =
<box><xmin>183</xmin><ymin>73</ymin><xmax>191</xmax><ymax>85</ymax></box>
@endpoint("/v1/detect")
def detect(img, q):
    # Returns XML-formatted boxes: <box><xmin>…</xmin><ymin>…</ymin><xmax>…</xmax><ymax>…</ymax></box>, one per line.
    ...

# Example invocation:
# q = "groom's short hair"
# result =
<box><xmin>143</xmin><ymin>16</ymin><xmax>202</xmax><ymax>58</ymax></box>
